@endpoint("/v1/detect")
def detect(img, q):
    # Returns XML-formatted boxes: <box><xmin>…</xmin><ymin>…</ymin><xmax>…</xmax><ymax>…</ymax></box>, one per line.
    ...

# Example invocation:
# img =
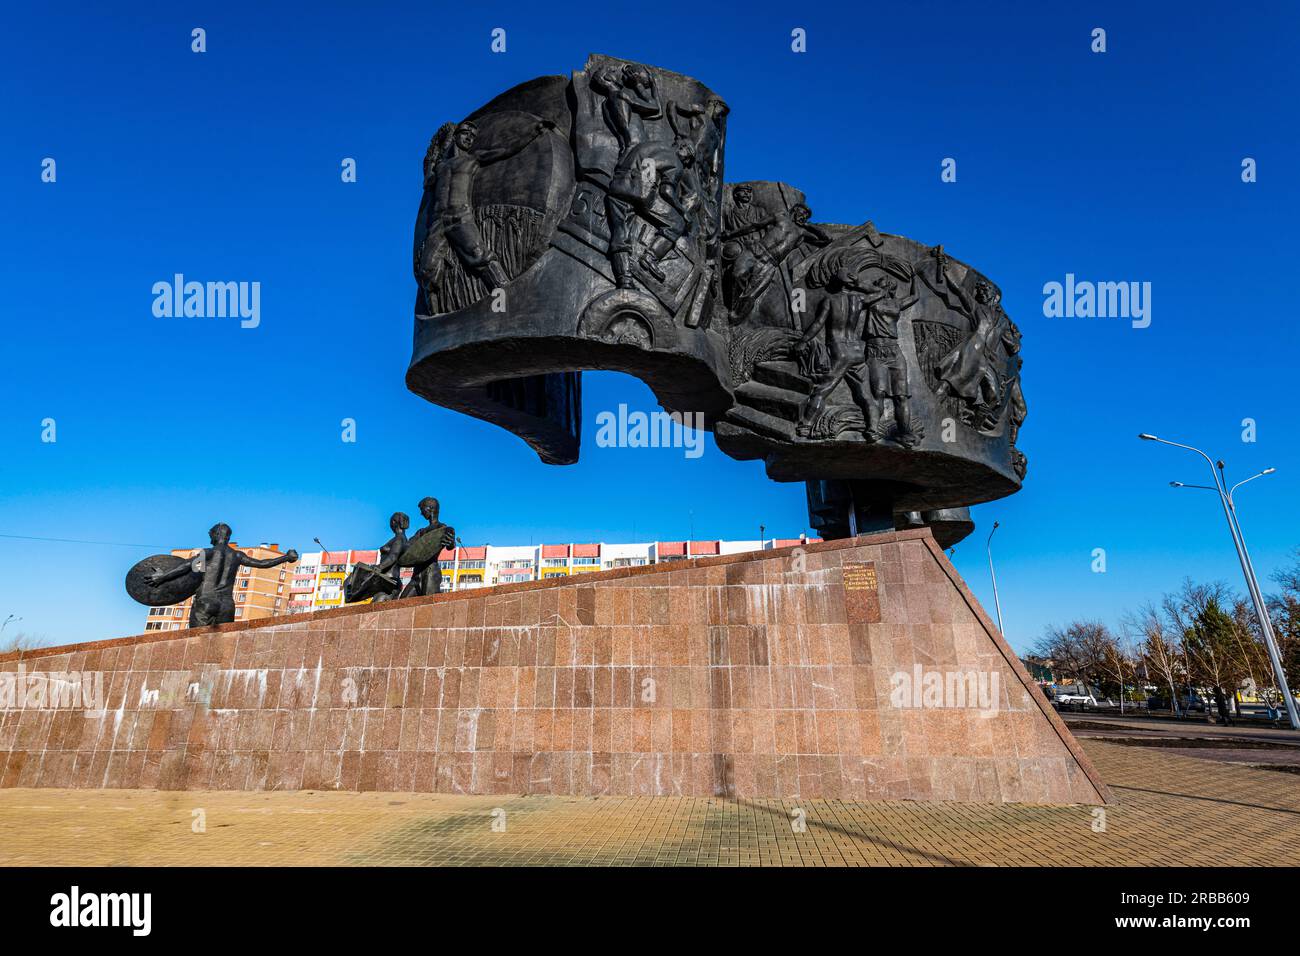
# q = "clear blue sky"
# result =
<box><xmin>2</xmin><ymin>1</ymin><xmax>1296</xmax><ymax>653</ymax></box>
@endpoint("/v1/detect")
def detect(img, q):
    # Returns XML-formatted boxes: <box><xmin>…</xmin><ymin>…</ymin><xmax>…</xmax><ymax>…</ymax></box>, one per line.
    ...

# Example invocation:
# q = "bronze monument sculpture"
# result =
<box><xmin>405</xmin><ymin>54</ymin><xmax>1026</xmax><ymax>545</ymax></box>
<box><xmin>125</xmin><ymin>524</ymin><xmax>297</xmax><ymax>627</ymax></box>
<box><xmin>396</xmin><ymin>497</ymin><xmax>456</xmax><ymax>598</ymax></box>
<box><xmin>123</xmin><ymin>54</ymin><xmax>1025</xmax><ymax>626</ymax></box>
<box><xmin>342</xmin><ymin>498</ymin><xmax>457</xmax><ymax>605</ymax></box>
<box><xmin>342</xmin><ymin>511</ymin><xmax>410</xmax><ymax>604</ymax></box>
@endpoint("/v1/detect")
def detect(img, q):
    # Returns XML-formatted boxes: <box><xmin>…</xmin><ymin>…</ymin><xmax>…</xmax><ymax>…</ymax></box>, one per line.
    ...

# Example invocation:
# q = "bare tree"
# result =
<box><xmin>1126</xmin><ymin>602</ymin><xmax>1183</xmax><ymax>715</ymax></box>
<box><xmin>1167</xmin><ymin>580</ymin><xmax>1248</xmax><ymax>722</ymax></box>
<box><xmin>1228</xmin><ymin>596</ymin><xmax>1271</xmax><ymax>702</ymax></box>
<box><xmin>1268</xmin><ymin>549</ymin><xmax>1300</xmax><ymax>703</ymax></box>
<box><xmin>1030</xmin><ymin>553</ymin><xmax>1300</xmax><ymax>724</ymax></box>
<box><xmin>0</xmin><ymin>630</ymin><xmax>35</xmax><ymax>655</ymax></box>
<box><xmin>1094</xmin><ymin>627</ymin><xmax>1135</xmax><ymax>710</ymax></box>
<box><xmin>1033</xmin><ymin>621</ymin><xmax>1119</xmax><ymax>697</ymax></box>
<box><xmin>1163</xmin><ymin>581</ymin><xmax>1221</xmax><ymax>700</ymax></box>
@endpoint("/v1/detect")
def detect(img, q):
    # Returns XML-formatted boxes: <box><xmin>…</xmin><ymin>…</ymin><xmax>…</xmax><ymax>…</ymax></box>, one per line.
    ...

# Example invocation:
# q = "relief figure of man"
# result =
<box><xmin>722</xmin><ymin>203</ymin><xmax>831</xmax><ymax>320</ymax></box>
<box><xmin>604</xmin><ymin>140</ymin><xmax>696</xmax><ymax>288</ymax></box>
<box><xmin>933</xmin><ymin>278</ymin><xmax>1011</xmax><ymax>413</ymax></box>
<box><xmin>417</xmin><ymin>118</ymin><xmax>555</xmax><ymax>303</ymax></box>
<box><xmin>592</xmin><ymin>64</ymin><xmax>662</xmax><ymax>153</ymax></box>
<box><xmin>859</xmin><ymin>275</ymin><xmax>922</xmax><ymax>445</ymax></box>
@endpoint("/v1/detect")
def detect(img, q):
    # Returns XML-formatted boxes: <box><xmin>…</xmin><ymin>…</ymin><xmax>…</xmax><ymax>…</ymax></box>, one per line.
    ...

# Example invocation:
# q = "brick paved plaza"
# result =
<box><xmin>1</xmin><ymin>738</ymin><xmax>1296</xmax><ymax>866</ymax></box>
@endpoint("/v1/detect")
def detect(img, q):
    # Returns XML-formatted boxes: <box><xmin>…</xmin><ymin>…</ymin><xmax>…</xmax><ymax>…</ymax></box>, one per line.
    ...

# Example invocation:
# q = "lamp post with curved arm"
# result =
<box><xmin>986</xmin><ymin>521</ymin><xmax>1004</xmax><ymax>635</ymax></box>
<box><xmin>1141</xmin><ymin>434</ymin><xmax>1297</xmax><ymax>729</ymax></box>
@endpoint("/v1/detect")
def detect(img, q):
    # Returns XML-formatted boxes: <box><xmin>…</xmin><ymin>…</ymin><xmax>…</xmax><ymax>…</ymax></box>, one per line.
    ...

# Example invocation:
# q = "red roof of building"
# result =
<box><xmin>428</xmin><ymin>545</ymin><xmax>483</xmax><ymax>561</ymax></box>
<box><xmin>322</xmin><ymin>551</ymin><xmax>349</xmax><ymax>564</ymax></box>
<box><xmin>657</xmin><ymin>541</ymin><xmax>686</xmax><ymax>556</ymax></box>
<box><xmin>689</xmin><ymin>540</ymin><xmax>719</xmax><ymax>555</ymax></box>
<box><xmin>541</xmin><ymin>544</ymin><xmax>569</xmax><ymax>558</ymax></box>
<box><xmin>351</xmin><ymin>550</ymin><xmax>378</xmax><ymax>564</ymax></box>
<box><xmin>572</xmin><ymin>543</ymin><xmax>600</xmax><ymax>558</ymax></box>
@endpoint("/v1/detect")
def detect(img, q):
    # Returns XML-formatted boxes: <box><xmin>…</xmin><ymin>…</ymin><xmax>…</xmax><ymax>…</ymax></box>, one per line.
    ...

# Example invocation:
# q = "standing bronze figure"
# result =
<box><xmin>398</xmin><ymin>497</ymin><xmax>456</xmax><ymax>598</ymax></box>
<box><xmin>126</xmin><ymin>524</ymin><xmax>297</xmax><ymax>628</ymax></box>
<box><xmin>343</xmin><ymin>512</ymin><xmax>410</xmax><ymax>604</ymax></box>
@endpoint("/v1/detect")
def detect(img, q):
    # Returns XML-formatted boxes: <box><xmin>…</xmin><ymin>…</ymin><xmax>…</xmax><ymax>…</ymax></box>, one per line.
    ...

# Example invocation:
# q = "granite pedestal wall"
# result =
<box><xmin>0</xmin><ymin>530</ymin><xmax>1108</xmax><ymax>803</ymax></box>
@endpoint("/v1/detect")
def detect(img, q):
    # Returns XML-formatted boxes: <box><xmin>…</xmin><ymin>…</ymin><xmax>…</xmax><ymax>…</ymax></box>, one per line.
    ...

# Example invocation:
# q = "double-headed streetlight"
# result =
<box><xmin>1139</xmin><ymin>434</ymin><xmax>1298</xmax><ymax>729</ymax></box>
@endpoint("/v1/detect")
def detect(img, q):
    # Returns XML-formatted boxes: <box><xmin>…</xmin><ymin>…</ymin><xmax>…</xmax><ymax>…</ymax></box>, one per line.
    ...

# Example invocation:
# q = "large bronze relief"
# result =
<box><xmin>404</xmin><ymin>55</ymin><xmax>1028</xmax><ymax>541</ymax></box>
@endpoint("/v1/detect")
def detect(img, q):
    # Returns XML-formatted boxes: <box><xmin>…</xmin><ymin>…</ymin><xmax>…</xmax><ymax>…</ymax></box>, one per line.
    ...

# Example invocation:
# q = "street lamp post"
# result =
<box><xmin>986</xmin><ymin>521</ymin><xmax>1005</xmax><ymax>635</ymax></box>
<box><xmin>1140</xmin><ymin>434</ymin><xmax>1299</xmax><ymax>729</ymax></box>
<box><xmin>1216</xmin><ymin>464</ymin><xmax>1283</xmax><ymax>721</ymax></box>
<box><xmin>1170</xmin><ymin>466</ymin><xmax>1287</xmax><ymax>722</ymax></box>
<box><xmin>0</xmin><ymin>614</ymin><xmax>19</xmax><ymax>637</ymax></box>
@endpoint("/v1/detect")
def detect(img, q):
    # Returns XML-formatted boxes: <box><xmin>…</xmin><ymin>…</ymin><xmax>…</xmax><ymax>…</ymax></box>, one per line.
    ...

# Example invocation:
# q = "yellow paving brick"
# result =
<box><xmin>0</xmin><ymin>741</ymin><xmax>1295</xmax><ymax>866</ymax></box>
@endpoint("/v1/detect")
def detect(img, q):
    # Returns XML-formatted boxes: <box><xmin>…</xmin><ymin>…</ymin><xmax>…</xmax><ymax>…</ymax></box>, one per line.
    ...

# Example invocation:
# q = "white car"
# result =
<box><xmin>1052</xmin><ymin>687</ymin><xmax>1100</xmax><ymax>710</ymax></box>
